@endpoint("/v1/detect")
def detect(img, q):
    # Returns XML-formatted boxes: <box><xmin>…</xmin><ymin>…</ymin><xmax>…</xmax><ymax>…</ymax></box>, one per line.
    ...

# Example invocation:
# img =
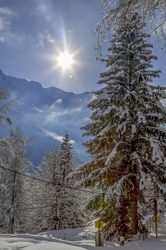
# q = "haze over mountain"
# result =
<box><xmin>0</xmin><ymin>69</ymin><xmax>93</xmax><ymax>165</ymax></box>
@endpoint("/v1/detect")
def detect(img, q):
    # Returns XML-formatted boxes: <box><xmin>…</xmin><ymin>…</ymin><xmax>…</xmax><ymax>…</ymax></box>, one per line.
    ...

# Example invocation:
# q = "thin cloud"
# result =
<box><xmin>0</xmin><ymin>6</ymin><xmax>20</xmax><ymax>45</ymax></box>
<box><xmin>44</xmin><ymin>107</ymin><xmax>82</xmax><ymax>124</ymax></box>
<box><xmin>46</xmin><ymin>131</ymin><xmax>75</xmax><ymax>144</ymax></box>
<box><xmin>37</xmin><ymin>31</ymin><xmax>57</xmax><ymax>48</ymax></box>
<box><xmin>0</xmin><ymin>7</ymin><xmax>15</xmax><ymax>31</ymax></box>
<box><xmin>0</xmin><ymin>6</ymin><xmax>14</xmax><ymax>16</ymax></box>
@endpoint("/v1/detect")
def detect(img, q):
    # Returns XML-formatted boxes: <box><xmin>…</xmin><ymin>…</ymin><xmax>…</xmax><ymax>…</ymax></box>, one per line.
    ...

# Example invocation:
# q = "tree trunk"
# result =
<box><xmin>153</xmin><ymin>197</ymin><xmax>158</xmax><ymax>239</ymax></box>
<box><xmin>130</xmin><ymin>187</ymin><xmax>138</xmax><ymax>235</ymax></box>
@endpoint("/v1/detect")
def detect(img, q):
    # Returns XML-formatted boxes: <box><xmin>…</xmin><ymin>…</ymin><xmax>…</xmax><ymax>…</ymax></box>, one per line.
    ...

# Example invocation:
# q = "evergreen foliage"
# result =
<box><xmin>78</xmin><ymin>11</ymin><xmax>166</xmax><ymax>239</ymax></box>
<box><xmin>37</xmin><ymin>134</ymin><xmax>86</xmax><ymax>231</ymax></box>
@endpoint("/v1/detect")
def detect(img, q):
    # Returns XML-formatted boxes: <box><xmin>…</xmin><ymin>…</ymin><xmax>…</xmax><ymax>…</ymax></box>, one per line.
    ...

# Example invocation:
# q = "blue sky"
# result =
<box><xmin>0</xmin><ymin>0</ymin><xmax>165</xmax><ymax>93</ymax></box>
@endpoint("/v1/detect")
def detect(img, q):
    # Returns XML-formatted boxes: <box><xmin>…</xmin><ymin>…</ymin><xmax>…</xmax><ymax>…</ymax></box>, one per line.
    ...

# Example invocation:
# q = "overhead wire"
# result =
<box><xmin>0</xmin><ymin>164</ymin><xmax>164</xmax><ymax>200</ymax></box>
<box><xmin>0</xmin><ymin>164</ymin><xmax>96</xmax><ymax>194</ymax></box>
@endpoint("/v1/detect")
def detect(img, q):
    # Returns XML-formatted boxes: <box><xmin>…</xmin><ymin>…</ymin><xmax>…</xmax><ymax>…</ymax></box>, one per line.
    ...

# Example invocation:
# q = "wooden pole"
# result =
<box><xmin>10</xmin><ymin>171</ymin><xmax>16</xmax><ymax>233</ymax></box>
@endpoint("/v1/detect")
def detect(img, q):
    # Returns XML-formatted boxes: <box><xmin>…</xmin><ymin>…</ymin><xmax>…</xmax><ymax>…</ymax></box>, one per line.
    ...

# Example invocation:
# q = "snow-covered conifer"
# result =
<box><xmin>57</xmin><ymin>134</ymin><xmax>85</xmax><ymax>229</ymax></box>
<box><xmin>38</xmin><ymin>134</ymin><xmax>85</xmax><ymax>231</ymax></box>
<box><xmin>78</xmin><ymin>11</ymin><xmax>166</xmax><ymax>239</ymax></box>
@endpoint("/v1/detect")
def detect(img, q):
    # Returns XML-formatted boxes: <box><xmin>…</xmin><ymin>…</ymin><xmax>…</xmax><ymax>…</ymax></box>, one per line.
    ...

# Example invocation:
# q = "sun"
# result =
<box><xmin>57</xmin><ymin>51</ymin><xmax>73</xmax><ymax>70</ymax></box>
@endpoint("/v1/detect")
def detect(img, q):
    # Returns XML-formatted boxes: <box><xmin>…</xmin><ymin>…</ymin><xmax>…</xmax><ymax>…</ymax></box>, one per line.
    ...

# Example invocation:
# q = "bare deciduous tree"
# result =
<box><xmin>96</xmin><ymin>0</ymin><xmax>166</xmax><ymax>56</ymax></box>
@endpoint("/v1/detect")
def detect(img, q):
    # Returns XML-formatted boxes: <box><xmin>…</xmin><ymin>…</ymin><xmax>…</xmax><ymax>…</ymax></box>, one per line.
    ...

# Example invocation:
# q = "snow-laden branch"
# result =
<box><xmin>105</xmin><ymin>141</ymin><xmax>123</xmax><ymax>166</ymax></box>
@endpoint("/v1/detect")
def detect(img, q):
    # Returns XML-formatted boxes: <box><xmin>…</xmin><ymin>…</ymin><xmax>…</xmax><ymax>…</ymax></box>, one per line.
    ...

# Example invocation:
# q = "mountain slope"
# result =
<box><xmin>0</xmin><ymin>69</ymin><xmax>93</xmax><ymax>165</ymax></box>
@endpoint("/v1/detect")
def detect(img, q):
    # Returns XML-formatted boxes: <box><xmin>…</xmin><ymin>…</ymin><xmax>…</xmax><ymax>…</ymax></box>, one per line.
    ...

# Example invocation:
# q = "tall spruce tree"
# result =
<box><xmin>38</xmin><ymin>134</ymin><xmax>85</xmax><ymax>231</ymax></box>
<box><xmin>78</xmin><ymin>12</ymin><xmax>166</xmax><ymax>239</ymax></box>
<box><xmin>56</xmin><ymin>133</ymin><xmax>86</xmax><ymax>229</ymax></box>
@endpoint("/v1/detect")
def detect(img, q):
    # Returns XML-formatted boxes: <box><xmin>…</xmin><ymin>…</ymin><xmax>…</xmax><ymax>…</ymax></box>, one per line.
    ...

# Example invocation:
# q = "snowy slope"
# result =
<box><xmin>0</xmin><ymin>213</ymin><xmax>166</xmax><ymax>249</ymax></box>
<box><xmin>0</xmin><ymin>219</ymin><xmax>166</xmax><ymax>250</ymax></box>
<box><xmin>0</xmin><ymin>69</ymin><xmax>93</xmax><ymax>165</ymax></box>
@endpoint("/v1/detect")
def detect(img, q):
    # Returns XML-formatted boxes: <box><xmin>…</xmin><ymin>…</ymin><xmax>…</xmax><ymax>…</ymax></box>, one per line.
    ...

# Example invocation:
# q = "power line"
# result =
<box><xmin>0</xmin><ymin>204</ymin><xmax>57</xmax><ymax>211</ymax></box>
<box><xmin>0</xmin><ymin>165</ymin><xmax>95</xmax><ymax>194</ymax></box>
<box><xmin>0</xmin><ymin>164</ymin><xmax>52</xmax><ymax>184</ymax></box>
<box><xmin>0</xmin><ymin>165</ymin><xmax>165</xmax><ymax>199</ymax></box>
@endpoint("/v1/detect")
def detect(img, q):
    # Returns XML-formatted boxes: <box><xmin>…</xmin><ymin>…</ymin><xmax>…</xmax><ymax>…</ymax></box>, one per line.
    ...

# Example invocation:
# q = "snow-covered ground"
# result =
<box><xmin>0</xmin><ymin>216</ymin><xmax>166</xmax><ymax>250</ymax></box>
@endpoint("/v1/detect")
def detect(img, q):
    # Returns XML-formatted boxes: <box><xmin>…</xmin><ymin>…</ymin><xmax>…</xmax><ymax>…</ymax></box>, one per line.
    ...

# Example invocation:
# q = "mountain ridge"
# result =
<box><xmin>0</xmin><ymin>69</ymin><xmax>93</xmax><ymax>165</ymax></box>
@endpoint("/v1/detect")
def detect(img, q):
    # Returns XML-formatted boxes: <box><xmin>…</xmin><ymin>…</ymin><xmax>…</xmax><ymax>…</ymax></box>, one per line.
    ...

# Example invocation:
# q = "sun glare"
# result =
<box><xmin>57</xmin><ymin>51</ymin><xmax>73</xmax><ymax>70</ymax></box>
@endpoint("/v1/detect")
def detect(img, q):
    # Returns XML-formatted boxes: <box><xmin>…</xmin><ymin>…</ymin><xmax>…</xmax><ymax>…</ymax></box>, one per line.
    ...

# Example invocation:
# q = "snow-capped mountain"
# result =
<box><xmin>0</xmin><ymin>69</ymin><xmax>93</xmax><ymax>165</ymax></box>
